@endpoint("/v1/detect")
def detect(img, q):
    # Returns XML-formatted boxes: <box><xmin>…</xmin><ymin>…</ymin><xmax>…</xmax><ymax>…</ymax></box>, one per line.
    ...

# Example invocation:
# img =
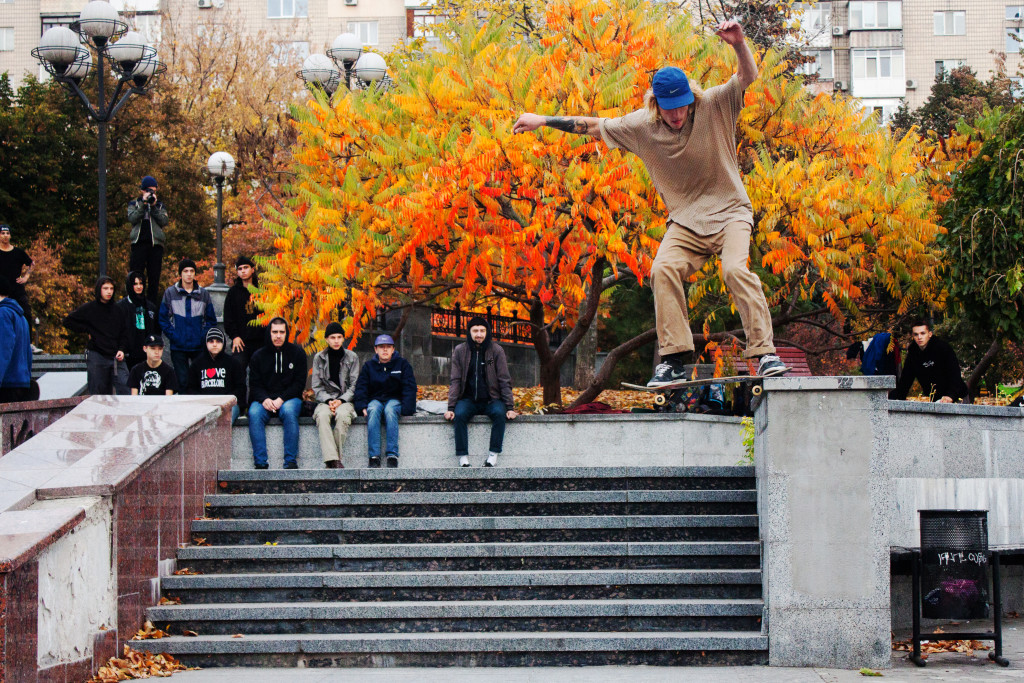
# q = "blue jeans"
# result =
<box><xmin>453</xmin><ymin>398</ymin><xmax>507</xmax><ymax>456</ymax></box>
<box><xmin>366</xmin><ymin>398</ymin><xmax>401</xmax><ymax>459</ymax></box>
<box><xmin>248</xmin><ymin>398</ymin><xmax>302</xmax><ymax>467</ymax></box>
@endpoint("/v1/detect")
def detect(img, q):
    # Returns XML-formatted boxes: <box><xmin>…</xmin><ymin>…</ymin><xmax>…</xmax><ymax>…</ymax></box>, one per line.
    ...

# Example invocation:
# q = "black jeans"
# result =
<box><xmin>130</xmin><ymin>241</ymin><xmax>164</xmax><ymax>305</ymax></box>
<box><xmin>453</xmin><ymin>398</ymin><xmax>507</xmax><ymax>456</ymax></box>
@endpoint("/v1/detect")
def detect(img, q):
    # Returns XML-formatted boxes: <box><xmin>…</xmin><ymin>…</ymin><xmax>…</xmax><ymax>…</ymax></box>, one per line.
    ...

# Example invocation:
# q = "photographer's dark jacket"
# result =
<box><xmin>127</xmin><ymin>198</ymin><xmax>170</xmax><ymax>247</ymax></box>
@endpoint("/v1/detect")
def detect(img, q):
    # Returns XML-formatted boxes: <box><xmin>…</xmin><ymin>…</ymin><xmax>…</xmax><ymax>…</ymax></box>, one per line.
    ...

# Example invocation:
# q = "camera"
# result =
<box><xmin>146</xmin><ymin>193</ymin><xmax>157</xmax><ymax>205</ymax></box>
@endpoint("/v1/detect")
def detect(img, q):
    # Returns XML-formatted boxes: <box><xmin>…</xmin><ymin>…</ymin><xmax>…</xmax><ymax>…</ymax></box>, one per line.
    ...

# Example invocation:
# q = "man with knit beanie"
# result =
<box><xmin>187</xmin><ymin>327</ymin><xmax>246</xmax><ymax>423</ymax></box>
<box><xmin>444</xmin><ymin>316</ymin><xmax>517</xmax><ymax>467</ymax></box>
<box><xmin>223</xmin><ymin>255</ymin><xmax>266</xmax><ymax>370</ymax></box>
<box><xmin>311</xmin><ymin>322</ymin><xmax>360</xmax><ymax>468</ymax></box>
<box><xmin>64</xmin><ymin>275</ymin><xmax>128</xmax><ymax>395</ymax></box>
<box><xmin>159</xmin><ymin>257</ymin><xmax>217</xmax><ymax>390</ymax></box>
<box><xmin>128</xmin><ymin>175</ymin><xmax>170</xmax><ymax>304</ymax></box>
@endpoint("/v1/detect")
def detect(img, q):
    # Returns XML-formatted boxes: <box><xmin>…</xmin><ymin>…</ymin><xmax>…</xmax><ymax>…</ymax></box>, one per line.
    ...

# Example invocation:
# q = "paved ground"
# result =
<box><xmin>169</xmin><ymin>620</ymin><xmax>1024</xmax><ymax>682</ymax></box>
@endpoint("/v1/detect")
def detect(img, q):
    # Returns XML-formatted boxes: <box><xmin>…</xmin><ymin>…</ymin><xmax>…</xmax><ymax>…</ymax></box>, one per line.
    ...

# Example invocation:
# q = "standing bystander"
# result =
<box><xmin>160</xmin><ymin>258</ymin><xmax>217</xmax><ymax>391</ymax></box>
<box><xmin>116</xmin><ymin>270</ymin><xmax>161</xmax><ymax>392</ymax></box>
<box><xmin>127</xmin><ymin>175</ymin><xmax>170</xmax><ymax>304</ymax></box>
<box><xmin>64</xmin><ymin>276</ymin><xmax>128</xmax><ymax>395</ymax></box>
<box><xmin>0</xmin><ymin>275</ymin><xmax>32</xmax><ymax>403</ymax></box>
<box><xmin>223</xmin><ymin>256</ymin><xmax>266</xmax><ymax>371</ymax></box>
<box><xmin>0</xmin><ymin>224</ymin><xmax>37</xmax><ymax>352</ymax></box>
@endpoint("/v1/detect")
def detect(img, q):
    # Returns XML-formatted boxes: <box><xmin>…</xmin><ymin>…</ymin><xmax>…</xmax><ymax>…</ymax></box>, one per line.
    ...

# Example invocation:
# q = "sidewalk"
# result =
<box><xmin>168</xmin><ymin>619</ymin><xmax>1024</xmax><ymax>682</ymax></box>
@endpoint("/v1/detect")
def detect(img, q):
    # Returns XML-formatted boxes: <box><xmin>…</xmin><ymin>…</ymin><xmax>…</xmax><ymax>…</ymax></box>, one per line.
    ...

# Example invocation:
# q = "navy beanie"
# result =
<box><xmin>141</xmin><ymin>175</ymin><xmax>158</xmax><ymax>189</ymax></box>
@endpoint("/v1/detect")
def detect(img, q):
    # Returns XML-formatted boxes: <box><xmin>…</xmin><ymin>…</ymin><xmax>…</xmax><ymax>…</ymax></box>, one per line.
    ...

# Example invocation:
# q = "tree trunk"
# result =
<box><xmin>573</xmin><ymin>324</ymin><xmax>597</xmax><ymax>389</ymax></box>
<box><xmin>570</xmin><ymin>328</ymin><xmax>658</xmax><ymax>406</ymax></box>
<box><xmin>966</xmin><ymin>336</ymin><xmax>1001</xmax><ymax>401</ymax></box>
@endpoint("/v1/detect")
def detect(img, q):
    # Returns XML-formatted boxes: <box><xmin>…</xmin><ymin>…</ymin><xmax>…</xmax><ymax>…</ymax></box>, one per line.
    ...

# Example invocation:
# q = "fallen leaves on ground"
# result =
<box><xmin>131</xmin><ymin>621</ymin><xmax>168</xmax><ymax>640</ymax></box>
<box><xmin>172</xmin><ymin>567</ymin><xmax>199</xmax><ymax>576</ymax></box>
<box><xmin>89</xmin><ymin>644</ymin><xmax>196</xmax><ymax>681</ymax></box>
<box><xmin>182</xmin><ymin>630</ymin><xmax>199</xmax><ymax>637</ymax></box>
<box><xmin>859</xmin><ymin>668</ymin><xmax>883</xmax><ymax>676</ymax></box>
<box><xmin>157</xmin><ymin>596</ymin><xmax>181</xmax><ymax>605</ymax></box>
<box><xmin>892</xmin><ymin>632</ymin><xmax>990</xmax><ymax>656</ymax></box>
<box><xmin>417</xmin><ymin>385</ymin><xmax>654</xmax><ymax>413</ymax></box>
<box><xmin>192</xmin><ymin>537</ymin><xmax>210</xmax><ymax>546</ymax></box>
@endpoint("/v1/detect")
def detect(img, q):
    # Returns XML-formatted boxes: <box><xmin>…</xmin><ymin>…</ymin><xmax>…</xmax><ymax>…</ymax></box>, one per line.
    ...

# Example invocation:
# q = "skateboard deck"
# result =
<box><xmin>622</xmin><ymin>374</ymin><xmax>772</xmax><ymax>393</ymax></box>
<box><xmin>622</xmin><ymin>371</ymin><xmax>790</xmax><ymax>412</ymax></box>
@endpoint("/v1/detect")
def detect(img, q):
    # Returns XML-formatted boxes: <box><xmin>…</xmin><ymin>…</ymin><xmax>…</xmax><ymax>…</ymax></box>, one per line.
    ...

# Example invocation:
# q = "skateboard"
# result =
<box><xmin>622</xmin><ymin>373</ymin><xmax>786</xmax><ymax>414</ymax></box>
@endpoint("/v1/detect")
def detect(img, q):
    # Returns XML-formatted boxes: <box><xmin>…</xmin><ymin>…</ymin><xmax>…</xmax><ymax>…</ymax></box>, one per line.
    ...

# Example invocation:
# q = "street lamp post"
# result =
<box><xmin>206</xmin><ymin>151</ymin><xmax>235</xmax><ymax>287</ymax></box>
<box><xmin>32</xmin><ymin>0</ymin><xmax>165</xmax><ymax>278</ymax></box>
<box><xmin>298</xmin><ymin>32</ymin><xmax>391</xmax><ymax>94</ymax></box>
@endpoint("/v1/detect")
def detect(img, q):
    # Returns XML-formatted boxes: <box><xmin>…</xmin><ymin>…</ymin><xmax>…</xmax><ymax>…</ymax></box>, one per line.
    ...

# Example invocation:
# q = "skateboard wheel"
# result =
<box><xmin>654</xmin><ymin>394</ymin><xmax>667</xmax><ymax>406</ymax></box>
<box><xmin>751</xmin><ymin>385</ymin><xmax>763</xmax><ymax>396</ymax></box>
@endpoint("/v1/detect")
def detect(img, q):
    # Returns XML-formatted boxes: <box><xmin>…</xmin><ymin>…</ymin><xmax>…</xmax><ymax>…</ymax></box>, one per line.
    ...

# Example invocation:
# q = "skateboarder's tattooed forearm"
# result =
<box><xmin>545</xmin><ymin>117</ymin><xmax>589</xmax><ymax>134</ymax></box>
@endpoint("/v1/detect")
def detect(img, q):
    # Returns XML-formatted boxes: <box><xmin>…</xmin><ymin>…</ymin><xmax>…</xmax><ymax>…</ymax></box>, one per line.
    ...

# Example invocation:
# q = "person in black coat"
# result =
<box><xmin>117</xmin><ymin>270</ymin><xmax>161</xmax><ymax>377</ymax></box>
<box><xmin>187</xmin><ymin>327</ymin><xmax>247</xmax><ymax>423</ymax></box>
<box><xmin>352</xmin><ymin>334</ymin><xmax>417</xmax><ymax>468</ymax></box>
<box><xmin>889</xmin><ymin>320</ymin><xmax>968</xmax><ymax>403</ymax></box>
<box><xmin>223</xmin><ymin>256</ymin><xmax>266</xmax><ymax>370</ymax></box>
<box><xmin>247</xmin><ymin>317</ymin><xmax>307</xmax><ymax>469</ymax></box>
<box><xmin>64</xmin><ymin>276</ymin><xmax>128</xmax><ymax>395</ymax></box>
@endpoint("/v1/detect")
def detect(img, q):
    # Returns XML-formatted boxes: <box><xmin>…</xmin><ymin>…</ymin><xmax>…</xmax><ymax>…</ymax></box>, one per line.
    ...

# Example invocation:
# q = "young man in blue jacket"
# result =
<box><xmin>0</xmin><ymin>275</ymin><xmax>32</xmax><ymax>403</ymax></box>
<box><xmin>159</xmin><ymin>258</ymin><xmax>217</xmax><ymax>390</ymax></box>
<box><xmin>352</xmin><ymin>334</ymin><xmax>417</xmax><ymax>468</ymax></box>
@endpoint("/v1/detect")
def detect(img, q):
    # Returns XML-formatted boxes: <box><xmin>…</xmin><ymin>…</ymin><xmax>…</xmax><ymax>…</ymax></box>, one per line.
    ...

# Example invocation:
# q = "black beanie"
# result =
<box><xmin>324</xmin><ymin>322</ymin><xmax>345</xmax><ymax>338</ymax></box>
<box><xmin>467</xmin><ymin>316</ymin><xmax>488</xmax><ymax>331</ymax></box>
<box><xmin>236</xmin><ymin>255</ymin><xmax>255</xmax><ymax>268</ymax></box>
<box><xmin>178</xmin><ymin>258</ymin><xmax>197</xmax><ymax>274</ymax></box>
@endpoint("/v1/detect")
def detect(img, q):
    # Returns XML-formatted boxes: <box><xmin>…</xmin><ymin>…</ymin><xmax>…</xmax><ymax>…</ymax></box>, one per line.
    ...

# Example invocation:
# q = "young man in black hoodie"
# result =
<box><xmin>64</xmin><ymin>276</ymin><xmax>128</xmax><ymax>395</ymax></box>
<box><xmin>247</xmin><ymin>317</ymin><xmax>308</xmax><ymax>469</ymax></box>
<box><xmin>117</xmin><ymin>270</ymin><xmax>161</xmax><ymax>388</ymax></box>
<box><xmin>188</xmin><ymin>327</ymin><xmax>247</xmax><ymax>423</ymax></box>
<box><xmin>352</xmin><ymin>334</ymin><xmax>417</xmax><ymax>468</ymax></box>
<box><xmin>223</xmin><ymin>256</ymin><xmax>266</xmax><ymax>371</ymax></box>
<box><xmin>444</xmin><ymin>317</ymin><xmax>518</xmax><ymax>467</ymax></box>
<box><xmin>890</xmin><ymin>320</ymin><xmax>969</xmax><ymax>403</ymax></box>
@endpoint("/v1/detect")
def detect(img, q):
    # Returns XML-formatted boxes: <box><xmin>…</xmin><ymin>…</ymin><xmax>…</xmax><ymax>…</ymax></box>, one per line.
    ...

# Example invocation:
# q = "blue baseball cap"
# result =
<box><xmin>374</xmin><ymin>334</ymin><xmax>395</xmax><ymax>347</ymax></box>
<box><xmin>652</xmin><ymin>67</ymin><xmax>695</xmax><ymax>109</ymax></box>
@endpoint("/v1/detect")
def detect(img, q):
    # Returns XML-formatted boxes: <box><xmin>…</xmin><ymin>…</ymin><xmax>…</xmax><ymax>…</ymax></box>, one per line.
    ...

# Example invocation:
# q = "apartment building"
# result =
<box><xmin>0</xmin><ymin>0</ymin><xmax>413</xmax><ymax>87</ymax></box>
<box><xmin>796</xmin><ymin>1</ymin><xmax>1023</xmax><ymax>119</ymax></box>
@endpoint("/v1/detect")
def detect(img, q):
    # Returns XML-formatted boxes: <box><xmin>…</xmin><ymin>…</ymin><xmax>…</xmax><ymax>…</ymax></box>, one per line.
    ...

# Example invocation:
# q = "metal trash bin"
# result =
<box><xmin>919</xmin><ymin>510</ymin><xmax>989</xmax><ymax>619</ymax></box>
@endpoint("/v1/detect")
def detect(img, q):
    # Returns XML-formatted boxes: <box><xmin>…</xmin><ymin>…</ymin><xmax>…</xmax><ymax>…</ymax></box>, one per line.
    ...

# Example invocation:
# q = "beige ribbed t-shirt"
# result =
<box><xmin>598</xmin><ymin>75</ymin><xmax>752</xmax><ymax>236</ymax></box>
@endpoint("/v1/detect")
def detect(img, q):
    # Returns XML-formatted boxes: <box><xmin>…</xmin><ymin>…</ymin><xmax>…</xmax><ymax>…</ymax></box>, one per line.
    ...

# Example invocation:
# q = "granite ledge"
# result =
<box><xmin>0</xmin><ymin>503</ymin><xmax>85</xmax><ymax>573</ymax></box>
<box><xmin>0</xmin><ymin>396</ymin><xmax>87</xmax><ymax>413</ymax></box>
<box><xmin>888</xmin><ymin>400</ymin><xmax>1024</xmax><ymax>419</ymax></box>
<box><xmin>235</xmin><ymin>412</ymin><xmax>745</xmax><ymax>427</ymax></box>
<box><xmin>762</xmin><ymin>376</ymin><xmax>895</xmax><ymax>392</ymax></box>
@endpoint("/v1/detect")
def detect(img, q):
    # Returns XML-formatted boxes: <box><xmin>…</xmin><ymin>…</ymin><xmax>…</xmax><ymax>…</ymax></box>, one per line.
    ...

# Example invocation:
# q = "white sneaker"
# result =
<box><xmin>459</xmin><ymin>456</ymin><xmax>470</xmax><ymax>468</ymax></box>
<box><xmin>485</xmin><ymin>453</ymin><xmax>498</xmax><ymax>467</ymax></box>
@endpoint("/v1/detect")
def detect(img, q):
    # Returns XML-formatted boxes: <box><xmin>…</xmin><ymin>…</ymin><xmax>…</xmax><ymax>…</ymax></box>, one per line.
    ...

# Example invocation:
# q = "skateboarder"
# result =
<box><xmin>513</xmin><ymin>19</ymin><xmax>786</xmax><ymax>386</ymax></box>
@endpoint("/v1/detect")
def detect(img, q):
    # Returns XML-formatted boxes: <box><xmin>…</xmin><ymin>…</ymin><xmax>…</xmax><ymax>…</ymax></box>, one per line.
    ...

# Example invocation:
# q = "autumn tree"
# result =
<box><xmin>260</xmin><ymin>0</ymin><xmax>947</xmax><ymax>406</ymax></box>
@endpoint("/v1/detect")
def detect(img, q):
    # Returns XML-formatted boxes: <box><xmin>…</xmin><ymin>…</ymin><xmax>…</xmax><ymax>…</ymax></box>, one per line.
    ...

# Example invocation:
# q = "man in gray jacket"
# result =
<box><xmin>444</xmin><ymin>316</ymin><xmax>517</xmax><ymax>467</ymax></box>
<box><xmin>311</xmin><ymin>322</ymin><xmax>360</xmax><ymax>468</ymax></box>
<box><xmin>128</xmin><ymin>175</ymin><xmax>170</xmax><ymax>304</ymax></box>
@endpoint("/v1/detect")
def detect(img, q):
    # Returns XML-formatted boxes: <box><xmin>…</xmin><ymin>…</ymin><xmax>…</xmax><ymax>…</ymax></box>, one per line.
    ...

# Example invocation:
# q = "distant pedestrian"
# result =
<box><xmin>223</xmin><ymin>256</ymin><xmax>266</xmax><ymax>371</ymax></box>
<box><xmin>352</xmin><ymin>334</ymin><xmax>417</xmax><ymax>468</ymax></box>
<box><xmin>160</xmin><ymin>258</ymin><xmax>217</xmax><ymax>391</ymax></box>
<box><xmin>127</xmin><ymin>334</ymin><xmax>177</xmax><ymax>396</ymax></box>
<box><xmin>0</xmin><ymin>275</ymin><xmax>32</xmax><ymax>403</ymax></box>
<box><xmin>64</xmin><ymin>275</ymin><xmax>128</xmax><ymax>395</ymax></box>
<box><xmin>248</xmin><ymin>318</ymin><xmax>307</xmax><ymax>470</ymax></box>
<box><xmin>0</xmin><ymin>223</ymin><xmax>36</xmax><ymax>350</ymax></box>
<box><xmin>127</xmin><ymin>175</ymin><xmax>170</xmax><ymax>304</ymax></box>
<box><xmin>117</xmin><ymin>270</ymin><xmax>161</xmax><ymax>383</ymax></box>
<box><xmin>187</xmin><ymin>327</ymin><xmax>246</xmax><ymax>423</ymax></box>
<box><xmin>311</xmin><ymin>322</ymin><xmax>359</xmax><ymax>469</ymax></box>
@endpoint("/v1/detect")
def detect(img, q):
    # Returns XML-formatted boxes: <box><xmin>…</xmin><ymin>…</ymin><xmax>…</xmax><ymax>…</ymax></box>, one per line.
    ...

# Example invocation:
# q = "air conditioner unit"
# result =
<box><xmin>835</xmin><ymin>80</ymin><xmax>847</xmax><ymax>90</ymax></box>
<box><xmin>832</xmin><ymin>25</ymin><xmax>845</xmax><ymax>35</ymax></box>
<box><xmin>197</xmin><ymin>0</ymin><xmax>212</xmax><ymax>7</ymax></box>
<box><xmin>344</xmin><ymin>0</ymin><xmax>357</xmax><ymax>5</ymax></box>
<box><xmin>906</xmin><ymin>79</ymin><xmax>917</xmax><ymax>89</ymax></box>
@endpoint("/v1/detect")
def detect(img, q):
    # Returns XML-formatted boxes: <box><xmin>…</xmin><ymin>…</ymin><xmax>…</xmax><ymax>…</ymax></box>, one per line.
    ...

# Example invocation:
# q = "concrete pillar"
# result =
<box><xmin>756</xmin><ymin>376</ymin><xmax>894</xmax><ymax>668</ymax></box>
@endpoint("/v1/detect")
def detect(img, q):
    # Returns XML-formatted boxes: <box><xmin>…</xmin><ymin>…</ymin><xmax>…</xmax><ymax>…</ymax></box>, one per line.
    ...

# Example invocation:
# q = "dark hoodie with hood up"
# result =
<box><xmin>247</xmin><ymin>320</ymin><xmax>308</xmax><ymax>405</ymax></box>
<box><xmin>446</xmin><ymin>317</ymin><xmax>514</xmax><ymax>410</ymax></box>
<box><xmin>64</xmin><ymin>276</ymin><xmax>128</xmax><ymax>360</ymax></box>
<box><xmin>117</xmin><ymin>270</ymin><xmax>161</xmax><ymax>366</ymax></box>
<box><xmin>223</xmin><ymin>271</ymin><xmax>266</xmax><ymax>349</ymax></box>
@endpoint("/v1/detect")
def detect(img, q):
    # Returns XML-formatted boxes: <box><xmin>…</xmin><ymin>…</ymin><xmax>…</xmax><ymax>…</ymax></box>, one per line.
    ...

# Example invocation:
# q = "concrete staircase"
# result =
<box><xmin>134</xmin><ymin>466</ymin><xmax>767</xmax><ymax>667</ymax></box>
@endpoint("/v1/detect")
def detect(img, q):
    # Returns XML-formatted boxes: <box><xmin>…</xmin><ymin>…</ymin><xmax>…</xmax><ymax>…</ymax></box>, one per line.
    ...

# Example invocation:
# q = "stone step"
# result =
<box><xmin>176</xmin><ymin>541</ymin><xmax>761</xmax><ymax>573</ymax></box>
<box><xmin>204</xmin><ymin>489</ymin><xmax>757</xmax><ymax>519</ymax></box>
<box><xmin>162</xmin><ymin>568</ymin><xmax>764</xmax><ymax>604</ymax></box>
<box><xmin>216</xmin><ymin>466</ymin><xmax>756</xmax><ymax>494</ymax></box>
<box><xmin>145</xmin><ymin>598</ymin><xmax>764</xmax><ymax>635</ymax></box>
<box><xmin>131</xmin><ymin>630</ymin><xmax>769</xmax><ymax>667</ymax></box>
<box><xmin>190</xmin><ymin>514</ymin><xmax>759</xmax><ymax>545</ymax></box>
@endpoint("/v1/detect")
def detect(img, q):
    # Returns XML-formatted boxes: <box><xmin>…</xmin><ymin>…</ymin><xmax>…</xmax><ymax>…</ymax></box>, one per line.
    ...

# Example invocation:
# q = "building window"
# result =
<box><xmin>267</xmin><ymin>0</ymin><xmax>307</xmax><ymax>19</ymax></box>
<box><xmin>270</xmin><ymin>41</ymin><xmax>310</xmax><ymax>66</ymax></box>
<box><xmin>0</xmin><ymin>27</ymin><xmax>13</xmax><ymax>51</ymax></box>
<box><xmin>934</xmin><ymin>11</ymin><xmax>966</xmax><ymax>35</ymax></box>
<box><xmin>349</xmin><ymin>21</ymin><xmax>378</xmax><ymax>45</ymax></box>
<box><xmin>935</xmin><ymin>59</ymin><xmax>966</xmax><ymax>77</ymax></box>
<box><xmin>1007</xmin><ymin>5</ymin><xmax>1024</xmax><ymax>20</ymax></box>
<box><xmin>849</xmin><ymin>1</ymin><xmax>901</xmax><ymax>29</ymax></box>
<box><xmin>1009</xmin><ymin>27</ymin><xmax>1022</xmax><ymax>52</ymax></box>
<box><xmin>852</xmin><ymin>49</ymin><xmax>904</xmax><ymax>80</ymax></box>
<box><xmin>797</xmin><ymin>49</ymin><xmax>834</xmax><ymax>79</ymax></box>
<box><xmin>41</xmin><ymin>15</ymin><xmax>77</xmax><ymax>34</ymax></box>
<box><xmin>798</xmin><ymin>2</ymin><xmax>832</xmax><ymax>34</ymax></box>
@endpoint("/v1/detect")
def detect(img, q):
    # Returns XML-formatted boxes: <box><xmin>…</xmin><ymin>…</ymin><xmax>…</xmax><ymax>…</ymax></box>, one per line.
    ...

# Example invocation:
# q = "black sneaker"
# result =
<box><xmin>283</xmin><ymin>462</ymin><xmax>298</xmax><ymax>470</ymax></box>
<box><xmin>386</xmin><ymin>456</ymin><xmax>399</xmax><ymax>468</ymax></box>
<box><xmin>757</xmin><ymin>354</ymin><xmax>788</xmax><ymax>377</ymax></box>
<box><xmin>647</xmin><ymin>357</ymin><xmax>687</xmax><ymax>387</ymax></box>
<box><xmin>368</xmin><ymin>456</ymin><xmax>382</xmax><ymax>468</ymax></box>
<box><xmin>254</xmin><ymin>463</ymin><xmax>269</xmax><ymax>470</ymax></box>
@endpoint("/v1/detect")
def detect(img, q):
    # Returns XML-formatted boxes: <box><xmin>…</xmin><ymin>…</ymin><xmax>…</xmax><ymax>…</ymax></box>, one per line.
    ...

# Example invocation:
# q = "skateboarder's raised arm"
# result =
<box><xmin>512</xmin><ymin>114</ymin><xmax>603</xmax><ymax>137</ymax></box>
<box><xmin>715</xmin><ymin>20</ymin><xmax>758</xmax><ymax>89</ymax></box>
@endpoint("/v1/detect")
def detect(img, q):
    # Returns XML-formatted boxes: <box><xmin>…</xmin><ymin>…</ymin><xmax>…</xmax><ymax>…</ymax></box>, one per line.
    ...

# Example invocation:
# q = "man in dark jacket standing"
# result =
<box><xmin>0</xmin><ymin>224</ymin><xmax>35</xmax><ymax>349</ymax></box>
<box><xmin>128</xmin><ymin>175</ymin><xmax>170</xmax><ymax>304</ymax></box>
<box><xmin>889</xmin><ymin>320</ymin><xmax>969</xmax><ymax>403</ymax></box>
<box><xmin>64</xmin><ymin>276</ymin><xmax>128</xmax><ymax>395</ymax></box>
<box><xmin>188</xmin><ymin>327</ymin><xmax>247</xmax><ymax>423</ymax></box>
<box><xmin>444</xmin><ymin>317</ymin><xmax>517</xmax><ymax>467</ymax></box>
<box><xmin>0</xmin><ymin>275</ymin><xmax>32</xmax><ymax>403</ymax></box>
<box><xmin>248</xmin><ymin>317</ymin><xmax>307</xmax><ymax>469</ymax></box>
<box><xmin>311</xmin><ymin>322</ymin><xmax>359</xmax><ymax>469</ymax></box>
<box><xmin>223</xmin><ymin>256</ymin><xmax>266</xmax><ymax>370</ymax></box>
<box><xmin>160</xmin><ymin>258</ymin><xmax>217</xmax><ymax>391</ymax></box>
<box><xmin>117</xmin><ymin>271</ymin><xmax>161</xmax><ymax>382</ymax></box>
<box><xmin>353</xmin><ymin>334</ymin><xmax>417</xmax><ymax>468</ymax></box>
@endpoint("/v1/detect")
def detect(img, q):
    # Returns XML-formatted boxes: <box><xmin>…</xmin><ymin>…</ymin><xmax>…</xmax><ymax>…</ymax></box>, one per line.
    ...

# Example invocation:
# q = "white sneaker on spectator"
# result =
<box><xmin>485</xmin><ymin>453</ymin><xmax>498</xmax><ymax>467</ymax></box>
<box><xmin>459</xmin><ymin>456</ymin><xmax>470</xmax><ymax>468</ymax></box>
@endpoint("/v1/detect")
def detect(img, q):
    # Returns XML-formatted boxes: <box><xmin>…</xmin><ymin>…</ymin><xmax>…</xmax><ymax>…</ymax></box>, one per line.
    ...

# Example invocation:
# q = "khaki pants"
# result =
<box><xmin>313</xmin><ymin>401</ymin><xmax>356</xmax><ymax>463</ymax></box>
<box><xmin>651</xmin><ymin>221</ymin><xmax>775</xmax><ymax>358</ymax></box>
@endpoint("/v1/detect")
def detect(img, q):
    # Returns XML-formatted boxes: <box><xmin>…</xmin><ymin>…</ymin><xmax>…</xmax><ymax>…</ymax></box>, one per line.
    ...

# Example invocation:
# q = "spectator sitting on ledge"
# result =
<box><xmin>888</xmin><ymin>320</ymin><xmax>968</xmax><ymax>403</ymax></box>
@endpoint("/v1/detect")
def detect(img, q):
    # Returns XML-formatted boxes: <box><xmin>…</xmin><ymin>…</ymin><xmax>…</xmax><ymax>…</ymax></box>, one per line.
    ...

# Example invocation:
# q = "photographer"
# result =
<box><xmin>127</xmin><ymin>175</ymin><xmax>170</xmax><ymax>304</ymax></box>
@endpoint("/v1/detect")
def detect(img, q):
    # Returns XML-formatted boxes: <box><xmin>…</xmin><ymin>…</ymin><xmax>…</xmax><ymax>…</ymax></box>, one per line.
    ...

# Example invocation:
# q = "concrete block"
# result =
<box><xmin>768</xmin><ymin>607</ymin><xmax>890</xmax><ymax>668</ymax></box>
